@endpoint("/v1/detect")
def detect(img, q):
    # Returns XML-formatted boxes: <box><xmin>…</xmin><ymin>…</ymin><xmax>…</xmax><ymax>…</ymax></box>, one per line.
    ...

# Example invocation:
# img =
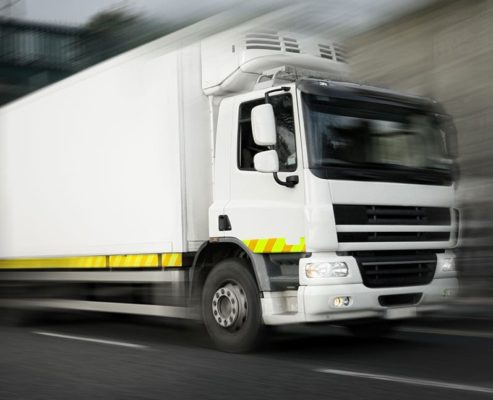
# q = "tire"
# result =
<box><xmin>202</xmin><ymin>258</ymin><xmax>264</xmax><ymax>353</ymax></box>
<box><xmin>346</xmin><ymin>319</ymin><xmax>400</xmax><ymax>339</ymax></box>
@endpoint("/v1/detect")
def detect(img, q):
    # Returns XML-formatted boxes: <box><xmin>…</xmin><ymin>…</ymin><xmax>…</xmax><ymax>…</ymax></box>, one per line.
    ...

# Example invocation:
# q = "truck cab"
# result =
<box><xmin>200</xmin><ymin>30</ymin><xmax>458</xmax><ymax>349</ymax></box>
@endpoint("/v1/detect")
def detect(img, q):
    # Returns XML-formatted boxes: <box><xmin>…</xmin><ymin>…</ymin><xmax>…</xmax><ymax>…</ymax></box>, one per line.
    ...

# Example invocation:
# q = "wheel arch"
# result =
<box><xmin>189</xmin><ymin>238</ymin><xmax>271</xmax><ymax>311</ymax></box>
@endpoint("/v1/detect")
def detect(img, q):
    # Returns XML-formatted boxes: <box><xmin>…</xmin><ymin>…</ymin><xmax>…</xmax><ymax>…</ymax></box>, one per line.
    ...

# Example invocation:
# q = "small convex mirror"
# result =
<box><xmin>254</xmin><ymin>150</ymin><xmax>279</xmax><ymax>173</ymax></box>
<box><xmin>251</xmin><ymin>103</ymin><xmax>277</xmax><ymax>146</ymax></box>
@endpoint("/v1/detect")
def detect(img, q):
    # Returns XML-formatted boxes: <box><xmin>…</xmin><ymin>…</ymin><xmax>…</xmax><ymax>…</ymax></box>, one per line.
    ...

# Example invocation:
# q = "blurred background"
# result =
<box><xmin>1</xmin><ymin>1</ymin><xmax>492</xmax><ymax>398</ymax></box>
<box><xmin>346</xmin><ymin>0</ymin><xmax>493</xmax><ymax>303</ymax></box>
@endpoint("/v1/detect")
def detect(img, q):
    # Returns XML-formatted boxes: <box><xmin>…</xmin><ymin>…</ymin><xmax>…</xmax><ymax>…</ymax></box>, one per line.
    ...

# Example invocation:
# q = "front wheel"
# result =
<box><xmin>202</xmin><ymin>258</ymin><xmax>264</xmax><ymax>353</ymax></box>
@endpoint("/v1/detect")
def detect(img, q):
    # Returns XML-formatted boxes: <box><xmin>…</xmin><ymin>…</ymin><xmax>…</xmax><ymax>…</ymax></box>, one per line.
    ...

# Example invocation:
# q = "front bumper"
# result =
<box><xmin>262</xmin><ymin>277</ymin><xmax>458</xmax><ymax>325</ymax></box>
<box><xmin>303</xmin><ymin>277</ymin><xmax>457</xmax><ymax>322</ymax></box>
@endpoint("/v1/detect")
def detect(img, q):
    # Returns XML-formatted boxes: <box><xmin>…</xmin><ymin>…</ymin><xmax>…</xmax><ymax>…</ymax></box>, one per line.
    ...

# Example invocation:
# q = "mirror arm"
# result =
<box><xmin>273</xmin><ymin>172</ymin><xmax>299</xmax><ymax>188</ymax></box>
<box><xmin>267</xmin><ymin>145</ymin><xmax>298</xmax><ymax>188</ymax></box>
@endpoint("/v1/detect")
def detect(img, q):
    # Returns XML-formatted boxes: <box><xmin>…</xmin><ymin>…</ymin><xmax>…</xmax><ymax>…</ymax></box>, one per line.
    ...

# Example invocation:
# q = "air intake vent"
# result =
<box><xmin>283</xmin><ymin>37</ymin><xmax>300</xmax><ymax>53</ymax></box>
<box><xmin>379</xmin><ymin>293</ymin><xmax>423</xmax><ymax>306</ymax></box>
<box><xmin>334</xmin><ymin>205</ymin><xmax>451</xmax><ymax>226</ymax></box>
<box><xmin>245</xmin><ymin>32</ymin><xmax>281</xmax><ymax>51</ymax></box>
<box><xmin>333</xmin><ymin>45</ymin><xmax>347</xmax><ymax>63</ymax></box>
<box><xmin>337</xmin><ymin>231</ymin><xmax>450</xmax><ymax>243</ymax></box>
<box><xmin>244</xmin><ymin>32</ymin><xmax>301</xmax><ymax>53</ymax></box>
<box><xmin>319</xmin><ymin>43</ymin><xmax>347</xmax><ymax>63</ymax></box>
<box><xmin>318</xmin><ymin>44</ymin><xmax>334</xmax><ymax>60</ymax></box>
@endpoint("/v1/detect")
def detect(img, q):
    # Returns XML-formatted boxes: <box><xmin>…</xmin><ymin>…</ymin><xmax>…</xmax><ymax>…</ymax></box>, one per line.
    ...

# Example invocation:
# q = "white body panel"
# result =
<box><xmin>0</xmin><ymin>43</ymin><xmax>211</xmax><ymax>258</ymax></box>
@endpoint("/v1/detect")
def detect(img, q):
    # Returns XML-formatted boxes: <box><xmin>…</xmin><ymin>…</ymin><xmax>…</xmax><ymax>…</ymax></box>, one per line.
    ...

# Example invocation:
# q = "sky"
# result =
<box><xmin>1</xmin><ymin>0</ymin><xmax>435</xmax><ymax>39</ymax></box>
<box><xmin>3</xmin><ymin>0</ymin><xmax>240</xmax><ymax>25</ymax></box>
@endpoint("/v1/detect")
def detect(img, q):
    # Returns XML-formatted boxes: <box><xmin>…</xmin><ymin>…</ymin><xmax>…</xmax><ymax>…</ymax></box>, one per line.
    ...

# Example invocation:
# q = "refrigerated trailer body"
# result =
<box><xmin>0</xmin><ymin>26</ymin><xmax>458</xmax><ymax>351</ymax></box>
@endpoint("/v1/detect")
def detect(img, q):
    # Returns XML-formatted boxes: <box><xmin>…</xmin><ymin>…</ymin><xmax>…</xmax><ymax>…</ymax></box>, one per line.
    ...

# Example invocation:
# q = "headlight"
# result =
<box><xmin>305</xmin><ymin>262</ymin><xmax>349</xmax><ymax>278</ymax></box>
<box><xmin>441</xmin><ymin>258</ymin><xmax>455</xmax><ymax>272</ymax></box>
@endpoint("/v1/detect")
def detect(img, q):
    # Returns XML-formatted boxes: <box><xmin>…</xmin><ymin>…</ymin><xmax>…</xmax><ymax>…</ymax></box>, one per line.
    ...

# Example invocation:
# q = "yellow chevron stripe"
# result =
<box><xmin>272</xmin><ymin>239</ymin><xmax>286</xmax><ymax>253</ymax></box>
<box><xmin>109</xmin><ymin>254</ymin><xmax>159</xmax><ymax>268</ymax></box>
<box><xmin>161</xmin><ymin>253</ymin><xmax>182</xmax><ymax>267</ymax></box>
<box><xmin>254</xmin><ymin>238</ymin><xmax>269</xmax><ymax>253</ymax></box>
<box><xmin>243</xmin><ymin>237</ymin><xmax>306</xmax><ymax>253</ymax></box>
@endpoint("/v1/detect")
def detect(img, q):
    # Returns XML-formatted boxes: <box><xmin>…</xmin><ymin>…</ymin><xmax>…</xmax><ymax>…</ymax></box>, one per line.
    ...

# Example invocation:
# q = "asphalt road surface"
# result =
<box><xmin>1</xmin><ymin>313</ymin><xmax>492</xmax><ymax>400</ymax></box>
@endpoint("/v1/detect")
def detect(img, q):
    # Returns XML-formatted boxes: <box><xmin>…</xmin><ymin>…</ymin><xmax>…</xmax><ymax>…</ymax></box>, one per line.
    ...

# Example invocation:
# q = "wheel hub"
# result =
<box><xmin>212</xmin><ymin>282</ymin><xmax>247</xmax><ymax>330</ymax></box>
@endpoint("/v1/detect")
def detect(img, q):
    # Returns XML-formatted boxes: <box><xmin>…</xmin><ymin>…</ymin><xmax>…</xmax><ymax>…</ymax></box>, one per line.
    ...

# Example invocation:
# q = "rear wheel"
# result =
<box><xmin>202</xmin><ymin>258</ymin><xmax>264</xmax><ymax>353</ymax></box>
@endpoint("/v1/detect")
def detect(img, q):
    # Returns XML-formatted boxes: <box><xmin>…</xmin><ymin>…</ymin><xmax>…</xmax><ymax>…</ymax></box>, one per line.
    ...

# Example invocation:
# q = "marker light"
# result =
<box><xmin>305</xmin><ymin>262</ymin><xmax>349</xmax><ymax>278</ymax></box>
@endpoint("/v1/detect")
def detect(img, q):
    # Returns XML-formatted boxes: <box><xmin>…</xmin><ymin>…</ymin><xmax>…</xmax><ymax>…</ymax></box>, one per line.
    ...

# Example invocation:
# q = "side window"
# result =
<box><xmin>238</xmin><ymin>94</ymin><xmax>297</xmax><ymax>172</ymax></box>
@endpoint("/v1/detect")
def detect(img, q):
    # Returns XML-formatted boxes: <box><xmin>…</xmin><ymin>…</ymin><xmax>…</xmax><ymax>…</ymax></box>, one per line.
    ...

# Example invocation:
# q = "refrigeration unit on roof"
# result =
<box><xmin>201</xmin><ymin>30</ymin><xmax>350</xmax><ymax>96</ymax></box>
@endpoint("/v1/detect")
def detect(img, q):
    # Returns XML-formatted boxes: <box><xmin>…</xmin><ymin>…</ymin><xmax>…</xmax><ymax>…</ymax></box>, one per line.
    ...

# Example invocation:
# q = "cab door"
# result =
<box><xmin>223</xmin><ymin>89</ymin><xmax>306</xmax><ymax>253</ymax></box>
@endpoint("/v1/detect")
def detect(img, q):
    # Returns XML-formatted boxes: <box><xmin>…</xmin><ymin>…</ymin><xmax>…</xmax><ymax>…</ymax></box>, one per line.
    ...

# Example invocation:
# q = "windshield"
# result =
<box><xmin>302</xmin><ymin>92</ymin><xmax>454</xmax><ymax>185</ymax></box>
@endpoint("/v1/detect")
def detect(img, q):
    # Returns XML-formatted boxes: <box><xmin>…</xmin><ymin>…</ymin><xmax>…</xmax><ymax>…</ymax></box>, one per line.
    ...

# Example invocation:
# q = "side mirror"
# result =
<box><xmin>254</xmin><ymin>150</ymin><xmax>279</xmax><ymax>173</ymax></box>
<box><xmin>251</xmin><ymin>104</ymin><xmax>277</xmax><ymax>146</ymax></box>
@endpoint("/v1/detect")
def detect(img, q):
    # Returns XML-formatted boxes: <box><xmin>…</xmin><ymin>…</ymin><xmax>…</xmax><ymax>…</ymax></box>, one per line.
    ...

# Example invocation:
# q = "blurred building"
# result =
<box><xmin>0</xmin><ymin>11</ymin><xmax>178</xmax><ymax>107</ymax></box>
<box><xmin>348</xmin><ymin>0</ymin><xmax>493</xmax><ymax>296</ymax></box>
<box><xmin>0</xmin><ymin>18</ymin><xmax>85</xmax><ymax>106</ymax></box>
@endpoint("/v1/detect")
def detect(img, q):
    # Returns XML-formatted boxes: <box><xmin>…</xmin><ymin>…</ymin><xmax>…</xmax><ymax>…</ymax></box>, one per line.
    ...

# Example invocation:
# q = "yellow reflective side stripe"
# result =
<box><xmin>0</xmin><ymin>253</ymin><xmax>185</xmax><ymax>269</ymax></box>
<box><xmin>243</xmin><ymin>237</ymin><xmax>305</xmax><ymax>253</ymax></box>
<box><xmin>109</xmin><ymin>254</ymin><xmax>158</xmax><ymax>268</ymax></box>
<box><xmin>0</xmin><ymin>256</ymin><xmax>106</xmax><ymax>269</ymax></box>
<box><xmin>161</xmin><ymin>253</ymin><xmax>182</xmax><ymax>267</ymax></box>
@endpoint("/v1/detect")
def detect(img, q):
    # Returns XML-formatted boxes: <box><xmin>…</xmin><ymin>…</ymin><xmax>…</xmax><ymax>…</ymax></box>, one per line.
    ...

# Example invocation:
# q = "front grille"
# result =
<box><xmin>334</xmin><ymin>205</ymin><xmax>451</xmax><ymax>225</ymax></box>
<box><xmin>352</xmin><ymin>250</ymin><xmax>438</xmax><ymax>288</ymax></box>
<box><xmin>338</xmin><ymin>231</ymin><xmax>450</xmax><ymax>243</ymax></box>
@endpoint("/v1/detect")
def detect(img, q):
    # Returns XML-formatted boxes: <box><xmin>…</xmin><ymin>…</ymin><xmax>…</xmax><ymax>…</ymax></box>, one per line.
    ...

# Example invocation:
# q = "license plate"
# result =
<box><xmin>385</xmin><ymin>307</ymin><xmax>417</xmax><ymax>320</ymax></box>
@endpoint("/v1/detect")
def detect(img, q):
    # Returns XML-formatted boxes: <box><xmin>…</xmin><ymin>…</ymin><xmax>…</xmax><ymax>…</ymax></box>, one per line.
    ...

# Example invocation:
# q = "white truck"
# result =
<box><xmin>0</xmin><ymin>26</ymin><xmax>459</xmax><ymax>352</ymax></box>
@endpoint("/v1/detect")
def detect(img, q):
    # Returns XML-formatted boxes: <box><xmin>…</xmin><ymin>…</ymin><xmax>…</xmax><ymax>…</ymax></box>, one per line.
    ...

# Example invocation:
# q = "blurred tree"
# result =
<box><xmin>82</xmin><ymin>7</ymin><xmax>170</xmax><ymax>65</ymax></box>
<box><xmin>85</xmin><ymin>8</ymin><xmax>139</xmax><ymax>32</ymax></box>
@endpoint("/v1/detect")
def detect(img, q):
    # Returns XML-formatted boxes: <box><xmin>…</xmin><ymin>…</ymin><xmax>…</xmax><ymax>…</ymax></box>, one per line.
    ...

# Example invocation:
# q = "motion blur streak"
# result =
<box><xmin>316</xmin><ymin>368</ymin><xmax>493</xmax><ymax>395</ymax></box>
<box><xmin>33</xmin><ymin>330</ymin><xmax>148</xmax><ymax>349</ymax></box>
<box><xmin>346</xmin><ymin>0</ymin><xmax>493</xmax><ymax>303</ymax></box>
